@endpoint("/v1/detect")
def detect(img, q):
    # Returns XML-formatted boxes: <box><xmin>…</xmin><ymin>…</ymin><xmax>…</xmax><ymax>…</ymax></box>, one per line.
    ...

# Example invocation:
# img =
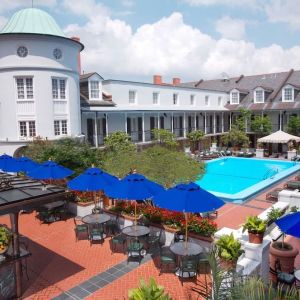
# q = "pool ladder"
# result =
<box><xmin>263</xmin><ymin>169</ymin><xmax>278</xmax><ymax>179</ymax></box>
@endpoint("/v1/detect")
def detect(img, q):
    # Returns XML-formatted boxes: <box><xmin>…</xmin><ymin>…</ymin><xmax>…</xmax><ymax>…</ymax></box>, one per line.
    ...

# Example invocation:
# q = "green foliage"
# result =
<box><xmin>0</xmin><ymin>226</ymin><xmax>11</xmax><ymax>251</ymax></box>
<box><xmin>286</xmin><ymin>116</ymin><xmax>300</xmax><ymax>136</ymax></box>
<box><xmin>104</xmin><ymin>131</ymin><xmax>136</xmax><ymax>153</ymax></box>
<box><xmin>151</xmin><ymin>129</ymin><xmax>178</xmax><ymax>149</ymax></box>
<box><xmin>290</xmin><ymin>206</ymin><xmax>299</xmax><ymax>213</ymax></box>
<box><xmin>187</xmin><ymin>130</ymin><xmax>205</xmax><ymax>151</ymax></box>
<box><xmin>250</xmin><ymin>116</ymin><xmax>272</xmax><ymax>136</ymax></box>
<box><xmin>235</xmin><ymin>108</ymin><xmax>251</xmax><ymax>131</ymax></box>
<box><xmin>216</xmin><ymin>233</ymin><xmax>244</xmax><ymax>262</ymax></box>
<box><xmin>23</xmin><ymin>138</ymin><xmax>103</xmax><ymax>175</ymax></box>
<box><xmin>128</xmin><ymin>278</ymin><xmax>171</xmax><ymax>300</ymax></box>
<box><xmin>136</xmin><ymin>146</ymin><xmax>204</xmax><ymax>187</ymax></box>
<box><xmin>242</xmin><ymin>216</ymin><xmax>267</xmax><ymax>234</ymax></box>
<box><xmin>267</xmin><ymin>207</ymin><xmax>284</xmax><ymax>224</ymax></box>
<box><xmin>221</xmin><ymin>125</ymin><xmax>250</xmax><ymax>148</ymax></box>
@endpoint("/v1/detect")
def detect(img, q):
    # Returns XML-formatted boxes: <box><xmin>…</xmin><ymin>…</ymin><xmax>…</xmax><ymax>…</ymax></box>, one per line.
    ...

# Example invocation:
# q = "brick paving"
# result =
<box><xmin>0</xmin><ymin>170</ymin><xmax>298</xmax><ymax>299</ymax></box>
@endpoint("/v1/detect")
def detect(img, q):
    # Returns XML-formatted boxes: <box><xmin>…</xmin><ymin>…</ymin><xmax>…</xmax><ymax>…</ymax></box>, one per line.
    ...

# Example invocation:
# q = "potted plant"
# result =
<box><xmin>266</xmin><ymin>207</ymin><xmax>284</xmax><ymax>226</ymax></box>
<box><xmin>0</xmin><ymin>226</ymin><xmax>12</xmax><ymax>254</ymax></box>
<box><xmin>216</xmin><ymin>233</ymin><xmax>244</xmax><ymax>269</ymax></box>
<box><xmin>242</xmin><ymin>216</ymin><xmax>267</xmax><ymax>244</ymax></box>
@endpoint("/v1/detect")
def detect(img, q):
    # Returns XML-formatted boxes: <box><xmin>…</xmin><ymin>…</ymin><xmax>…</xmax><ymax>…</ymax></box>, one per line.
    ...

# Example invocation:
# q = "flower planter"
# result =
<box><xmin>248</xmin><ymin>232</ymin><xmax>264</xmax><ymax>244</ymax></box>
<box><xmin>68</xmin><ymin>201</ymin><xmax>95</xmax><ymax>217</ymax></box>
<box><xmin>269</xmin><ymin>242</ymin><xmax>299</xmax><ymax>279</ymax></box>
<box><xmin>219</xmin><ymin>259</ymin><xmax>237</xmax><ymax>271</ymax></box>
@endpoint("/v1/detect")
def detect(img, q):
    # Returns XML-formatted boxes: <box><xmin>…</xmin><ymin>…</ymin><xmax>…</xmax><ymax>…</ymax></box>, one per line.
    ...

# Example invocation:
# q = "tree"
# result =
<box><xmin>251</xmin><ymin>115</ymin><xmax>272</xmax><ymax>136</ymax></box>
<box><xmin>151</xmin><ymin>128</ymin><xmax>178</xmax><ymax>149</ymax></box>
<box><xmin>235</xmin><ymin>108</ymin><xmax>251</xmax><ymax>132</ymax></box>
<box><xmin>286</xmin><ymin>116</ymin><xmax>300</xmax><ymax>136</ymax></box>
<box><xmin>221</xmin><ymin>125</ymin><xmax>250</xmax><ymax>149</ymax></box>
<box><xmin>187</xmin><ymin>130</ymin><xmax>205</xmax><ymax>152</ymax></box>
<box><xmin>104</xmin><ymin>131</ymin><xmax>136</xmax><ymax>153</ymax></box>
<box><xmin>22</xmin><ymin>138</ymin><xmax>103</xmax><ymax>175</ymax></box>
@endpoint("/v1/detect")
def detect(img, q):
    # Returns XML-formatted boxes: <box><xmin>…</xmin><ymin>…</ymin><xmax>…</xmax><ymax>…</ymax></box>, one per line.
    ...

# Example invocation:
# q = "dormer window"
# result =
<box><xmin>283</xmin><ymin>87</ymin><xmax>294</xmax><ymax>102</ymax></box>
<box><xmin>254</xmin><ymin>89</ymin><xmax>264</xmax><ymax>103</ymax></box>
<box><xmin>173</xmin><ymin>93</ymin><xmax>178</xmax><ymax>105</ymax></box>
<box><xmin>190</xmin><ymin>95</ymin><xmax>195</xmax><ymax>106</ymax></box>
<box><xmin>129</xmin><ymin>90</ymin><xmax>137</xmax><ymax>104</ymax></box>
<box><xmin>230</xmin><ymin>91</ymin><xmax>239</xmax><ymax>104</ymax></box>
<box><xmin>90</xmin><ymin>81</ymin><xmax>100</xmax><ymax>99</ymax></box>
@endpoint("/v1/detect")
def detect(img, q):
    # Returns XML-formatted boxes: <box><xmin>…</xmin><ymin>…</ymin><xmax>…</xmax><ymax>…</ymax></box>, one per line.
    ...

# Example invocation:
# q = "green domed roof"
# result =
<box><xmin>1</xmin><ymin>8</ymin><xmax>65</xmax><ymax>37</ymax></box>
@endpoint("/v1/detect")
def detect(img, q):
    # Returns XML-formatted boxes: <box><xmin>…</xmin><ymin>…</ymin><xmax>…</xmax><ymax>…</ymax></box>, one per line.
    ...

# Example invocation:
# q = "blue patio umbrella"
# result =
<box><xmin>105</xmin><ymin>173</ymin><xmax>165</xmax><ymax>223</ymax></box>
<box><xmin>0</xmin><ymin>154</ymin><xmax>18</xmax><ymax>172</ymax></box>
<box><xmin>68</xmin><ymin>167</ymin><xmax>118</xmax><ymax>209</ymax></box>
<box><xmin>153</xmin><ymin>182</ymin><xmax>225</xmax><ymax>247</ymax></box>
<box><xmin>9</xmin><ymin>156</ymin><xmax>39</xmax><ymax>173</ymax></box>
<box><xmin>275</xmin><ymin>212</ymin><xmax>300</xmax><ymax>247</ymax></box>
<box><xmin>27</xmin><ymin>160</ymin><xmax>73</xmax><ymax>180</ymax></box>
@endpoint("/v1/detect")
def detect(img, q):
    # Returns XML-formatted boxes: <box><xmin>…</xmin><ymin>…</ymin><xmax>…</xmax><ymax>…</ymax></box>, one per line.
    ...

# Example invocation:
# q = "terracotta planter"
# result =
<box><xmin>269</xmin><ymin>242</ymin><xmax>299</xmax><ymax>278</ymax></box>
<box><xmin>0</xmin><ymin>245</ymin><xmax>8</xmax><ymax>255</ymax></box>
<box><xmin>248</xmin><ymin>232</ymin><xmax>264</xmax><ymax>244</ymax></box>
<box><xmin>219</xmin><ymin>259</ymin><xmax>237</xmax><ymax>271</ymax></box>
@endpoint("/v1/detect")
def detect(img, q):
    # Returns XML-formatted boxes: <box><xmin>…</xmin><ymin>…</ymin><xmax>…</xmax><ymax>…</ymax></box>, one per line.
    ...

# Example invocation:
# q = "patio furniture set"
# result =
<box><xmin>36</xmin><ymin>200</ymin><xmax>68</xmax><ymax>224</ymax></box>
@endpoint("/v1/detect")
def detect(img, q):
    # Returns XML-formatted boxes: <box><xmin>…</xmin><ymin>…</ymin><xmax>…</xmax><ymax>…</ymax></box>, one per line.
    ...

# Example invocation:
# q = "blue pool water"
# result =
<box><xmin>196</xmin><ymin>157</ymin><xmax>300</xmax><ymax>203</ymax></box>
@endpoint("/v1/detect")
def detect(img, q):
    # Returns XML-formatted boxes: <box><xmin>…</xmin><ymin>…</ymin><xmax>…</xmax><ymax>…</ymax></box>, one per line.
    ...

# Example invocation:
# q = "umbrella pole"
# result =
<box><xmin>134</xmin><ymin>201</ymin><xmax>137</xmax><ymax>226</ymax></box>
<box><xmin>185</xmin><ymin>212</ymin><xmax>188</xmax><ymax>249</ymax></box>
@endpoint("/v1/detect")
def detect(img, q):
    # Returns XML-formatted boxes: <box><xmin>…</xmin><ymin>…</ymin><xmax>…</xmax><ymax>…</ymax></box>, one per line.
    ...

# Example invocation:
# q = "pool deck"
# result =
<box><xmin>0</xmin><ymin>168</ymin><xmax>298</xmax><ymax>299</ymax></box>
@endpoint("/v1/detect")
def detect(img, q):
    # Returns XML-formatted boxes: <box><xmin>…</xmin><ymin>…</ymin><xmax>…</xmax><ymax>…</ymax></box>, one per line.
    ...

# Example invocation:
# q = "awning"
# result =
<box><xmin>257</xmin><ymin>130</ymin><xmax>300</xmax><ymax>144</ymax></box>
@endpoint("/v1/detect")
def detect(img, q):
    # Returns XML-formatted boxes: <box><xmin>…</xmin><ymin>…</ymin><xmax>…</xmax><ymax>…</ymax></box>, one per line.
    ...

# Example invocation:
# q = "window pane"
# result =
<box><xmin>19</xmin><ymin>121</ymin><xmax>27</xmax><ymax>137</ymax></box>
<box><xmin>284</xmin><ymin>88</ymin><xmax>292</xmax><ymax>101</ymax></box>
<box><xmin>61</xmin><ymin>120</ymin><xmax>67</xmax><ymax>134</ymax></box>
<box><xmin>54</xmin><ymin>120</ymin><xmax>60</xmax><ymax>135</ymax></box>
<box><xmin>256</xmin><ymin>90</ymin><xmax>263</xmax><ymax>102</ymax></box>
<box><xmin>153</xmin><ymin>92</ymin><xmax>159</xmax><ymax>104</ymax></box>
<box><xmin>28</xmin><ymin>121</ymin><xmax>36</xmax><ymax>137</ymax></box>
<box><xmin>231</xmin><ymin>92</ymin><xmax>238</xmax><ymax>104</ymax></box>
<box><xmin>218</xmin><ymin>96</ymin><xmax>222</xmax><ymax>106</ymax></box>
<box><xmin>16</xmin><ymin>78</ymin><xmax>25</xmax><ymax>99</ymax></box>
<box><xmin>52</xmin><ymin>79</ymin><xmax>58</xmax><ymax>99</ymax></box>
<box><xmin>59</xmin><ymin>79</ymin><xmax>66</xmax><ymax>99</ymax></box>
<box><xmin>205</xmin><ymin>95</ymin><xmax>209</xmax><ymax>105</ymax></box>
<box><xmin>173</xmin><ymin>94</ymin><xmax>178</xmax><ymax>105</ymax></box>
<box><xmin>129</xmin><ymin>90</ymin><xmax>136</xmax><ymax>103</ymax></box>
<box><xmin>26</xmin><ymin>78</ymin><xmax>33</xmax><ymax>99</ymax></box>
<box><xmin>90</xmin><ymin>81</ymin><xmax>99</xmax><ymax>99</ymax></box>
<box><xmin>190</xmin><ymin>95</ymin><xmax>195</xmax><ymax>105</ymax></box>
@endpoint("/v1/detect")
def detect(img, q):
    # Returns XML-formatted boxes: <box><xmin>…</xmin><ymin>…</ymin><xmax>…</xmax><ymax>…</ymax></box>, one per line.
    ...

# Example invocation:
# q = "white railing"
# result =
<box><xmin>16</xmin><ymin>101</ymin><xmax>35</xmax><ymax>115</ymax></box>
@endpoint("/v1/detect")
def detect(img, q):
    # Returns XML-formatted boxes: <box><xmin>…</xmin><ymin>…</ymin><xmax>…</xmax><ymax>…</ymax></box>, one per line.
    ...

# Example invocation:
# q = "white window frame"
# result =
<box><xmin>52</xmin><ymin>77</ymin><xmax>67</xmax><ymax>100</ymax></box>
<box><xmin>54</xmin><ymin>120</ymin><xmax>68</xmax><ymax>136</ymax></box>
<box><xmin>173</xmin><ymin>93</ymin><xmax>179</xmax><ymax>105</ymax></box>
<box><xmin>190</xmin><ymin>94</ymin><xmax>195</xmax><ymax>106</ymax></box>
<box><xmin>129</xmin><ymin>90</ymin><xmax>137</xmax><ymax>104</ymax></box>
<box><xmin>230</xmin><ymin>91</ymin><xmax>239</xmax><ymax>104</ymax></box>
<box><xmin>153</xmin><ymin>92</ymin><xmax>160</xmax><ymax>105</ymax></box>
<box><xmin>205</xmin><ymin>95</ymin><xmax>210</xmax><ymax>106</ymax></box>
<box><xmin>218</xmin><ymin>96</ymin><xmax>222</xmax><ymax>106</ymax></box>
<box><xmin>282</xmin><ymin>86</ymin><xmax>294</xmax><ymax>102</ymax></box>
<box><xmin>254</xmin><ymin>89</ymin><xmax>264</xmax><ymax>103</ymax></box>
<box><xmin>18</xmin><ymin>120</ymin><xmax>36</xmax><ymax>138</ymax></box>
<box><xmin>15</xmin><ymin>77</ymin><xmax>34</xmax><ymax>101</ymax></box>
<box><xmin>89</xmin><ymin>81</ymin><xmax>100</xmax><ymax>100</ymax></box>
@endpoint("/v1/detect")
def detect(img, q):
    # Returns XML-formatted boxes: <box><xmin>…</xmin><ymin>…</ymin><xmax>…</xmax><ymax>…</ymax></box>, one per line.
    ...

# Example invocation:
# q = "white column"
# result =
<box><xmin>213</xmin><ymin>112</ymin><xmax>216</xmax><ymax>134</ymax></box>
<box><xmin>171</xmin><ymin>112</ymin><xmax>174</xmax><ymax>133</ymax></box>
<box><xmin>194</xmin><ymin>112</ymin><xmax>197</xmax><ymax>130</ymax></box>
<box><xmin>125</xmin><ymin>112</ymin><xmax>127</xmax><ymax>133</ymax></box>
<box><xmin>279</xmin><ymin>111</ymin><xmax>282</xmax><ymax>130</ymax></box>
<box><xmin>157</xmin><ymin>113</ymin><xmax>160</xmax><ymax>129</ymax></box>
<box><xmin>229</xmin><ymin>113</ymin><xmax>232</xmax><ymax>130</ymax></box>
<box><xmin>222</xmin><ymin>112</ymin><xmax>224</xmax><ymax>133</ymax></box>
<box><xmin>94</xmin><ymin>112</ymin><xmax>98</xmax><ymax>147</ymax></box>
<box><xmin>105</xmin><ymin>113</ymin><xmax>108</xmax><ymax>135</ymax></box>
<box><xmin>204</xmin><ymin>112</ymin><xmax>207</xmax><ymax>134</ymax></box>
<box><xmin>183</xmin><ymin>112</ymin><xmax>186</xmax><ymax>138</ymax></box>
<box><xmin>142</xmin><ymin>112</ymin><xmax>145</xmax><ymax>142</ymax></box>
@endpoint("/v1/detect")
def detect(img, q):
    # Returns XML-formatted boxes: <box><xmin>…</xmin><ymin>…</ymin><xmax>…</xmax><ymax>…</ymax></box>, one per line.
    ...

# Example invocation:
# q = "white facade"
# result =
<box><xmin>0</xmin><ymin>34</ymin><xmax>82</xmax><ymax>155</ymax></box>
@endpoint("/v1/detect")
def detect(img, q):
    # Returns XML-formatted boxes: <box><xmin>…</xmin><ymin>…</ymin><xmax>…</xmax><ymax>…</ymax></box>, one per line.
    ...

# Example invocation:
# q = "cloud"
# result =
<box><xmin>0</xmin><ymin>0</ymin><xmax>57</xmax><ymax>13</ymax></box>
<box><xmin>120</xmin><ymin>0</ymin><xmax>134</xmax><ymax>7</ymax></box>
<box><xmin>215</xmin><ymin>16</ymin><xmax>246</xmax><ymax>40</ymax></box>
<box><xmin>265</xmin><ymin>0</ymin><xmax>300</xmax><ymax>29</ymax></box>
<box><xmin>183</xmin><ymin>0</ymin><xmax>260</xmax><ymax>9</ymax></box>
<box><xmin>0</xmin><ymin>16</ymin><xmax>7</xmax><ymax>29</ymax></box>
<box><xmin>62</xmin><ymin>4</ymin><xmax>300</xmax><ymax>81</ymax></box>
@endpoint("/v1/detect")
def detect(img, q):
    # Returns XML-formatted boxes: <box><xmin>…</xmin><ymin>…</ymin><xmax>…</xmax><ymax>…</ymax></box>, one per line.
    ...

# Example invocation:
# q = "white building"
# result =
<box><xmin>0</xmin><ymin>8</ymin><xmax>83</xmax><ymax>155</ymax></box>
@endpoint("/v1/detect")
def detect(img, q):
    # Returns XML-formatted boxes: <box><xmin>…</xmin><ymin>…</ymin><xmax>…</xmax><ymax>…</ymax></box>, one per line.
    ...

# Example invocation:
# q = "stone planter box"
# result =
<box><xmin>68</xmin><ymin>201</ymin><xmax>95</xmax><ymax>217</ymax></box>
<box><xmin>255</xmin><ymin>148</ymin><xmax>264</xmax><ymax>158</ymax></box>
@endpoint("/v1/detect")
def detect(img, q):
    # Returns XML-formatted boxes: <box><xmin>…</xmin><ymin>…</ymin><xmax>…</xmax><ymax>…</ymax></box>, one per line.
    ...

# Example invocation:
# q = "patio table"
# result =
<box><xmin>82</xmin><ymin>213</ymin><xmax>111</xmax><ymax>225</ymax></box>
<box><xmin>122</xmin><ymin>225</ymin><xmax>150</xmax><ymax>238</ymax></box>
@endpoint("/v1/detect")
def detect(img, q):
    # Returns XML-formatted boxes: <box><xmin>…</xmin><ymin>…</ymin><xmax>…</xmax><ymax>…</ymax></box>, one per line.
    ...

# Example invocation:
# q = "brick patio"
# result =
<box><xmin>0</xmin><ymin>172</ymin><xmax>298</xmax><ymax>299</ymax></box>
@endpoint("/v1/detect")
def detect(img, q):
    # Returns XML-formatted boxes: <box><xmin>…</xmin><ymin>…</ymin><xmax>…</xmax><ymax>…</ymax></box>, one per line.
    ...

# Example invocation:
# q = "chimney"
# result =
<box><xmin>71</xmin><ymin>36</ymin><xmax>82</xmax><ymax>75</ymax></box>
<box><xmin>153</xmin><ymin>75</ymin><xmax>162</xmax><ymax>85</ymax></box>
<box><xmin>172</xmin><ymin>78</ymin><xmax>181</xmax><ymax>86</ymax></box>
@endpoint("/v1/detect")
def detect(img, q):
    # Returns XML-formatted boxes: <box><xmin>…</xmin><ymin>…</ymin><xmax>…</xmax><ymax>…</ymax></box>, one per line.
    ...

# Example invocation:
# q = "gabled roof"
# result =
<box><xmin>253</xmin><ymin>85</ymin><xmax>274</xmax><ymax>92</ymax></box>
<box><xmin>230</xmin><ymin>88</ymin><xmax>249</xmax><ymax>94</ymax></box>
<box><xmin>80</xmin><ymin>72</ymin><xmax>104</xmax><ymax>81</ymax></box>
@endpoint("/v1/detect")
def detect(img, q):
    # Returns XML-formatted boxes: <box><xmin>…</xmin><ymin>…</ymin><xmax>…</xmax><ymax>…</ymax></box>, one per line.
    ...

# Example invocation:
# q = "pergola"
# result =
<box><xmin>0</xmin><ymin>172</ymin><xmax>67</xmax><ymax>299</ymax></box>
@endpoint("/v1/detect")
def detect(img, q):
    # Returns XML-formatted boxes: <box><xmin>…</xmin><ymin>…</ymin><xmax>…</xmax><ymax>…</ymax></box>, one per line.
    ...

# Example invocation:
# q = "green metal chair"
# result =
<box><xmin>89</xmin><ymin>224</ymin><xmax>105</xmax><ymax>245</ymax></box>
<box><xmin>127</xmin><ymin>239</ymin><xmax>144</xmax><ymax>264</ymax></box>
<box><xmin>73</xmin><ymin>217</ymin><xmax>88</xmax><ymax>241</ymax></box>
<box><xmin>158</xmin><ymin>246</ymin><xmax>176</xmax><ymax>275</ymax></box>
<box><xmin>111</xmin><ymin>233</ymin><xmax>127</xmax><ymax>253</ymax></box>
<box><xmin>147</xmin><ymin>228</ymin><xmax>162</xmax><ymax>251</ymax></box>
<box><xmin>179</xmin><ymin>256</ymin><xmax>198</xmax><ymax>285</ymax></box>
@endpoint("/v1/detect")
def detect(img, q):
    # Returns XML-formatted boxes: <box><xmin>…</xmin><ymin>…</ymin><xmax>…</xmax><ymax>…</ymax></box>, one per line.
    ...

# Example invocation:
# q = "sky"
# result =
<box><xmin>1</xmin><ymin>0</ymin><xmax>300</xmax><ymax>82</ymax></box>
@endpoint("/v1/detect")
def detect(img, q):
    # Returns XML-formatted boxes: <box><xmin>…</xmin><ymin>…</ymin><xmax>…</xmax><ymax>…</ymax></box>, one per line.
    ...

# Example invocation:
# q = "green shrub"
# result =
<box><xmin>216</xmin><ymin>233</ymin><xmax>244</xmax><ymax>262</ymax></box>
<box><xmin>267</xmin><ymin>207</ymin><xmax>284</xmax><ymax>224</ymax></box>
<box><xmin>242</xmin><ymin>216</ymin><xmax>266</xmax><ymax>234</ymax></box>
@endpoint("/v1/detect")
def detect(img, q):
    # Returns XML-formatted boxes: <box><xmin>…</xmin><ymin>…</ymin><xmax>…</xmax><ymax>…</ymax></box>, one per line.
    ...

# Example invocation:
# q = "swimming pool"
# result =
<box><xmin>195</xmin><ymin>157</ymin><xmax>300</xmax><ymax>203</ymax></box>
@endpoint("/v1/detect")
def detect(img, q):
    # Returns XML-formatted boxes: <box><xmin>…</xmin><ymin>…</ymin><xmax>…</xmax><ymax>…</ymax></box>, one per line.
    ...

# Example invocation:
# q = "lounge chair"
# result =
<box><xmin>265</xmin><ymin>188</ymin><xmax>283</xmax><ymax>202</ymax></box>
<box><xmin>284</xmin><ymin>180</ymin><xmax>300</xmax><ymax>190</ymax></box>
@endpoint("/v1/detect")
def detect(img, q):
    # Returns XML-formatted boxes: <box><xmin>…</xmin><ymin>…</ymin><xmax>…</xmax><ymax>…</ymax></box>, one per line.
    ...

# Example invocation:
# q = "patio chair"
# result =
<box><xmin>73</xmin><ymin>216</ymin><xmax>88</xmax><ymax>241</ymax></box>
<box><xmin>201</xmin><ymin>210</ymin><xmax>218</xmax><ymax>218</ymax></box>
<box><xmin>269</xmin><ymin>260</ymin><xmax>295</xmax><ymax>287</ymax></box>
<box><xmin>111</xmin><ymin>233</ymin><xmax>127</xmax><ymax>253</ymax></box>
<box><xmin>265</xmin><ymin>188</ymin><xmax>283</xmax><ymax>202</ymax></box>
<box><xmin>147</xmin><ymin>228</ymin><xmax>162</xmax><ymax>251</ymax></box>
<box><xmin>126</xmin><ymin>238</ymin><xmax>144</xmax><ymax>264</ymax></box>
<box><xmin>106</xmin><ymin>215</ymin><xmax>121</xmax><ymax>236</ymax></box>
<box><xmin>179</xmin><ymin>256</ymin><xmax>198</xmax><ymax>285</ymax></box>
<box><xmin>54</xmin><ymin>202</ymin><xmax>68</xmax><ymax>221</ymax></box>
<box><xmin>284</xmin><ymin>181</ymin><xmax>300</xmax><ymax>190</ymax></box>
<box><xmin>89</xmin><ymin>224</ymin><xmax>105</xmax><ymax>246</ymax></box>
<box><xmin>158</xmin><ymin>246</ymin><xmax>176</xmax><ymax>275</ymax></box>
